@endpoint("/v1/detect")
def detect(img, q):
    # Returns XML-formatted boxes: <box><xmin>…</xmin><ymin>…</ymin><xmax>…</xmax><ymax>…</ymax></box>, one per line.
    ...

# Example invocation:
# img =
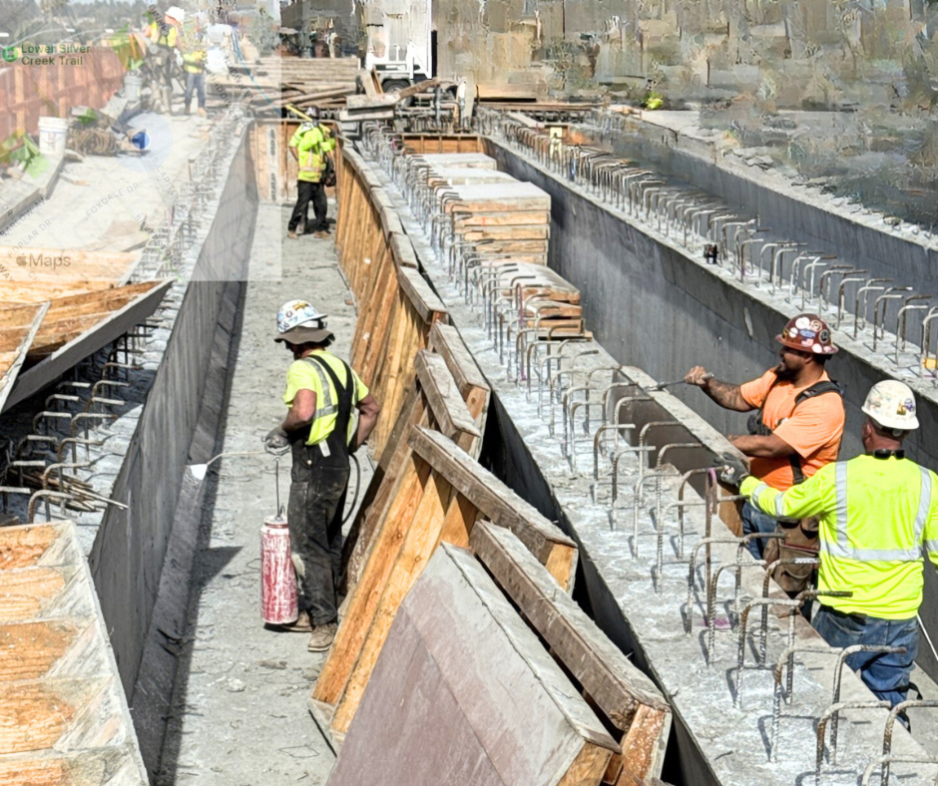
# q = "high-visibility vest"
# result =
<box><xmin>147</xmin><ymin>21</ymin><xmax>177</xmax><ymax>49</ymax></box>
<box><xmin>180</xmin><ymin>24</ymin><xmax>206</xmax><ymax>72</ymax></box>
<box><xmin>741</xmin><ymin>454</ymin><xmax>938</xmax><ymax>619</ymax></box>
<box><xmin>288</xmin><ymin>125</ymin><xmax>335</xmax><ymax>183</ymax></box>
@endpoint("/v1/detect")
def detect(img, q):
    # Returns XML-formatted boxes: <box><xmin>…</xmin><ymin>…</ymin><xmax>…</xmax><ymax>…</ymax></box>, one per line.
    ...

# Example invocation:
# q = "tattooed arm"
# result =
<box><xmin>684</xmin><ymin>366</ymin><xmax>753</xmax><ymax>412</ymax></box>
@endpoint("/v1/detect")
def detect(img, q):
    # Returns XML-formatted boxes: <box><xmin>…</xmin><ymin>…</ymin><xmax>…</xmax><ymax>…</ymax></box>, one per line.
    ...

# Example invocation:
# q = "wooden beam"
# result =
<box><xmin>470</xmin><ymin>521</ymin><xmax>672</xmax><ymax>781</ymax></box>
<box><xmin>413</xmin><ymin>350</ymin><xmax>480</xmax><ymax>454</ymax></box>
<box><xmin>407</xmin><ymin>426</ymin><xmax>578</xmax><ymax>591</ymax></box>
<box><xmin>0</xmin><ymin>302</ymin><xmax>48</xmax><ymax>413</ymax></box>
<box><xmin>397</xmin><ymin>267</ymin><xmax>446</xmax><ymax>325</ymax></box>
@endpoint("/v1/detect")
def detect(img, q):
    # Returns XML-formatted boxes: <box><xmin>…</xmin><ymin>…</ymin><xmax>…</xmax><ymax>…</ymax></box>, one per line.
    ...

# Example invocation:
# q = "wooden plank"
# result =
<box><xmin>413</xmin><ymin>350</ymin><xmax>480</xmax><ymax>453</ymax></box>
<box><xmin>414</xmin><ymin>152</ymin><xmax>496</xmax><ymax>169</ymax></box>
<box><xmin>397</xmin><ymin>267</ymin><xmax>446</xmax><ymax>325</ymax></box>
<box><xmin>470</xmin><ymin>521</ymin><xmax>672</xmax><ymax>781</ymax></box>
<box><xmin>4</xmin><ymin>280</ymin><xmax>172</xmax><ymax>412</ymax></box>
<box><xmin>0</xmin><ymin>302</ymin><xmax>47</xmax><ymax>413</ymax></box>
<box><xmin>408</xmin><ymin>426</ymin><xmax>578</xmax><ymax>591</ymax></box>
<box><xmin>331</xmin><ymin>471</ymin><xmax>457</xmax><ymax>734</ymax></box>
<box><xmin>427</xmin><ymin>322</ymin><xmax>490</xmax><ymax>403</ymax></box>
<box><xmin>389</xmin><ymin>232</ymin><xmax>418</xmax><ymax>269</ymax></box>
<box><xmin>343</xmin><ymin>387</ymin><xmax>430</xmax><ymax>588</ymax></box>
<box><xmin>327</xmin><ymin>544</ymin><xmax>618</xmax><ymax>785</ymax></box>
<box><xmin>313</xmin><ymin>455</ymin><xmax>432</xmax><ymax>706</ymax></box>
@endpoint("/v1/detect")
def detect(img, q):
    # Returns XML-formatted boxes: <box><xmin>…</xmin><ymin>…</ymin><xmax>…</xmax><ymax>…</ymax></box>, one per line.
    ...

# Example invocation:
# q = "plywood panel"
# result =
<box><xmin>328</xmin><ymin>544</ymin><xmax>617</xmax><ymax>786</ymax></box>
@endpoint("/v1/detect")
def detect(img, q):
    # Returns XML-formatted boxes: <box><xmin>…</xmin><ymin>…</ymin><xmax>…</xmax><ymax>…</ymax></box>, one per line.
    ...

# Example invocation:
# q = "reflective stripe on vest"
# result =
<box><xmin>822</xmin><ymin>461</ymin><xmax>933</xmax><ymax>562</ymax></box>
<box><xmin>301</xmin><ymin>356</ymin><xmax>337</xmax><ymax>418</ymax></box>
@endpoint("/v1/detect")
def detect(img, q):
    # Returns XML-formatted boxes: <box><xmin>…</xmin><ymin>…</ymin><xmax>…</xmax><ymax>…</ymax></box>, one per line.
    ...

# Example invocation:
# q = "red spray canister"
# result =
<box><xmin>261</xmin><ymin>454</ymin><xmax>298</xmax><ymax>625</ymax></box>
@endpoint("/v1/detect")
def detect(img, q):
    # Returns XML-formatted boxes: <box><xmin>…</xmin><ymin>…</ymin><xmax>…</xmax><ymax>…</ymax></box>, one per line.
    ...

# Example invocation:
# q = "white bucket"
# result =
<box><xmin>124</xmin><ymin>73</ymin><xmax>142</xmax><ymax>102</ymax></box>
<box><xmin>38</xmin><ymin>116</ymin><xmax>68</xmax><ymax>157</ymax></box>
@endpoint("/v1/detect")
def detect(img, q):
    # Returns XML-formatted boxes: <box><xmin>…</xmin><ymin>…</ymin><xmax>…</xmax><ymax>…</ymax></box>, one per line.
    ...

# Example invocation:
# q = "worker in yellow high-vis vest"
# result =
<box><xmin>717</xmin><ymin>380</ymin><xmax>938</xmax><ymax>710</ymax></box>
<box><xmin>264</xmin><ymin>300</ymin><xmax>380</xmax><ymax>652</ymax></box>
<box><xmin>287</xmin><ymin>107</ymin><xmax>335</xmax><ymax>239</ymax></box>
<box><xmin>145</xmin><ymin>6</ymin><xmax>184</xmax><ymax>113</ymax></box>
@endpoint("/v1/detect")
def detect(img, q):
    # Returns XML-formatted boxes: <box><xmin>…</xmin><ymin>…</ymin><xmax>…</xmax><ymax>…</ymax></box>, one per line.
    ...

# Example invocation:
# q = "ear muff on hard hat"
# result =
<box><xmin>776</xmin><ymin>313</ymin><xmax>838</xmax><ymax>355</ymax></box>
<box><xmin>861</xmin><ymin>379</ymin><xmax>919</xmax><ymax>431</ymax></box>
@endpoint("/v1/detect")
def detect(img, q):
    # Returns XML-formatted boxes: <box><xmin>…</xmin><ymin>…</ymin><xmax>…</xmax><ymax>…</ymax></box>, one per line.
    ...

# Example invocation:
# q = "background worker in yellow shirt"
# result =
<box><xmin>287</xmin><ymin>107</ymin><xmax>335</xmax><ymax>239</ymax></box>
<box><xmin>719</xmin><ymin>380</ymin><xmax>938</xmax><ymax>710</ymax></box>
<box><xmin>145</xmin><ymin>6</ymin><xmax>184</xmax><ymax>113</ymax></box>
<box><xmin>264</xmin><ymin>300</ymin><xmax>380</xmax><ymax>652</ymax></box>
<box><xmin>180</xmin><ymin>15</ymin><xmax>207</xmax><ymax>116</ymax></box>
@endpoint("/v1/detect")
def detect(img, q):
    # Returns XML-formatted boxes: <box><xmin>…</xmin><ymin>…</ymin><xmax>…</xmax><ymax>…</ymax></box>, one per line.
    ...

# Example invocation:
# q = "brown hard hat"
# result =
<box><xmin>775</xmin><ymin>313</ymin><xmax>838</xmax><ymax>355</ymax></box>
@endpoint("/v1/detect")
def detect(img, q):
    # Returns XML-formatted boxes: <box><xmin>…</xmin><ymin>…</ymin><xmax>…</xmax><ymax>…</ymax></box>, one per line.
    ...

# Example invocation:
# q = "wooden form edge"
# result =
<box><xmin>4</xmin><ymin>280</ymin><xmax>173</xmax><ymax>412</ymax></box>
<box><xmin>427</xmin><ymin>322</ymin><xmax>490</xmax><ymax>399</ymax></box>
<box><xmin>413</xmin><ymin>350</ymin><xmax>480</xmax><ymax>453</ymax></box>
<box><xmin>398</xmin><ymin>267</ymin><xmax>447</xmax><ymax>325</ymax></box>
<box><xmin>0</xmin><ymin>301</ymin><xmax>49</xmax><ymax>413</ymax></box>
<box><xmin>407</xmin><ymin>425</ymin><xmax>578</xmax><ymax>591</ymax></box>
<box><xmin>470</xmin><ymin>520</ymin><xmax>671</xmax><ymax>779</ymax></box>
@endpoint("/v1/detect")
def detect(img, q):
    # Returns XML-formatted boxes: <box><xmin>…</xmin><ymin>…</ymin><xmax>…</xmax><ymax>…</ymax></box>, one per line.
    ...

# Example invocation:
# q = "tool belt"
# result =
<box><xmin>763</xmin><ymin>516</ymin><xmax>819</xmax><ymax>594</ymax></box>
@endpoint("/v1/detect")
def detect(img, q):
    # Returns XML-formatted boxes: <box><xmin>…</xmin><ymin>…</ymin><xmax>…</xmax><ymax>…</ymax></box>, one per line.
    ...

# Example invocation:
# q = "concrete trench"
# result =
<box><xmin>7</xmin><ymin>111</ymin><xmax>938</xmax><ymax>784</ymax></box>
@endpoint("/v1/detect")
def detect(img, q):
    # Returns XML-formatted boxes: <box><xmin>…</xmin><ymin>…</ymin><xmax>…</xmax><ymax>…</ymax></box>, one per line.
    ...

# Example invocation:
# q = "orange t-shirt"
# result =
<box><xmin>739</xmin><ymin>369</ymin><xmax>845</xmax><ymax>491</ymax></box>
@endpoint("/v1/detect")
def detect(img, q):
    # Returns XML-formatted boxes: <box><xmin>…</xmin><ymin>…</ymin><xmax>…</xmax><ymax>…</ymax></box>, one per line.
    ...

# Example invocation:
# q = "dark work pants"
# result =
<box><xmin>184</xmin><ymin>71</ymin><xmax>205</xmax><ymax>110</ymax></box>
<box><xmin>288</xmin><ymin>442</ymin><xmax>349</xmax><ymax>626</ymax></box>
<box><xmin>288</xmin><ymin>180</ymin><xmax>327</xmax><ymax>233</ymax></box>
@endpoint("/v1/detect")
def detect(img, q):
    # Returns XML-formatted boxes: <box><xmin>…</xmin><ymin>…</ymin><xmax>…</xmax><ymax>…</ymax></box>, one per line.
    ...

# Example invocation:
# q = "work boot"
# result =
<box><xmin>197</xmin><ymin>107</ymin><xmax>207</xmax><ymax>118</ymax></box>
<box><xmin>314</xmin><ymin>230</ymin><xmax>330</xmax><ymax>240</ymax></box>
<box><xmin>268</xmin><ymin>610</ymin><xmax>312</xmax><ymax>633</ymax></box>
<box><xmin>287</xmin><ymin>230</ymin><xmax>299</xmax><ymax>239</ymax></box>
<box><xmin>307</xmin><ymin>622</ymin><xmax>338</xmax><ymax>652</ymax></box>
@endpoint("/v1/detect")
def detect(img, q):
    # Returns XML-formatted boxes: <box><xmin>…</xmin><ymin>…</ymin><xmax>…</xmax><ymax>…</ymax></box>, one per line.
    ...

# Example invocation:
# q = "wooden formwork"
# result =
<box><xmin>250</xmin><ymin>120</ymin><xmax>339</xmax><ymax>205</ymax></box>
<box><xmin>334</xmin><ymin>146</ymin><xmax>448</xmax><ymax>456</ymax></box>
<box><xmin>397</xmin><ymin>135</ymin><xmax>486</xmax><ymax>155</ymax></box>
<box><xmin>471</xmin><ymin>522</ymin><xmax>672</xmax><ymax>783</ymax></box>
<box><xmin>343</xmin><ymin>322</ymin><xmax>491</xmax><ymax>588</ymax></box>
<box><xmin>0</xmin><ymin>522</ymin><xmax>147</xmax><ymax>785</ymax></box>
<box><xmin>327</xmin><ymin>544</ymin><xmax>619</xmax><ymax>786</ymax></box>
<box><xmin>312</xmin><ymin>425</ymin><xmax>578</xmax><ymax>742</ymax></box>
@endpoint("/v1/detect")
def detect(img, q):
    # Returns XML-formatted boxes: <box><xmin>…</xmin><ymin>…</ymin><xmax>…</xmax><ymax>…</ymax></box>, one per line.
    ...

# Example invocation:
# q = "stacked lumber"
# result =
<box><xmin>0</xmin><ymin>521</ymin><xmax>147</xmax><ymax>785</ymax></box>
<box><xmin>338</xmin><ymin>78</ymin><xmax>443</xmax><ymax>123</ymax></box>
<box><xmin>0</xmin><ymin>303</ymin><xmax>46</xmax><ymax>414</ymax></box>
<box><xmin>250</xmin><ymin>56</ymin><xmax>359</xmax><ymax>112</ymax></box>
<box><xmin>328</xmin><ymin>544</ymin><xmax>619</xmax><ymax>786</ymax></box>
<box><xmin>412</xmin><ymin>152</ymin><xmax>550</xmax><ymax>265</ymax></box>
<box><xmin>311</xmin><ymin>425</ymin><xmax>580</xmax><ymax>743</ymax></box>
<box><xmin>342</xmin><ymin>323</ymin><xmax>491</xmax><ymax>587</ymax></box>
<box><xmin>334</xmin><ymin>145</ymin><xmax>449</xmax><ymax>456</ymax></box>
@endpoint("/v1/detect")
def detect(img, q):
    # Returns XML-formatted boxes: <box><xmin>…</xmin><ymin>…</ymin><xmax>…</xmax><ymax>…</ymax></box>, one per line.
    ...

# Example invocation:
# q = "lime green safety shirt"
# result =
<box><xmin>283</xmin><ymin>350</ymin><xmax>369</xmax><ymax>446</ymax></box>
<box><xmin>289</xmin><ymin>124</ymin><xmax>335</xmax><ymax>183</ymax></box>
<box><xmin>741</xmin><ymin>455</ymin><xmax>938</xmax><ymax>619</ymax></box>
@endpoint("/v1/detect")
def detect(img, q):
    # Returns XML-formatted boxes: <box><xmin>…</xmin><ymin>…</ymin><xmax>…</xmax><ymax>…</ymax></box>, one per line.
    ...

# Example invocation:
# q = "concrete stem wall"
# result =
<box><xmin>486</xmin><ymin>137</ymin><xmax>938</xmax><ymax>682</ymax></box>
<box><xmin>88</xmin><ymin>134</ymin><xmax>258</xmax><ymax>700</ymax></box>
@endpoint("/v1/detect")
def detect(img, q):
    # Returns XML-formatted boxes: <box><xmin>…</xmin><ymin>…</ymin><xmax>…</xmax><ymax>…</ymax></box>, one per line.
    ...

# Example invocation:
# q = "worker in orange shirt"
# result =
<box><xmin>685</xmin><ymin>313</ymin><xmax>845</xmax><ymax>559</ymax></box>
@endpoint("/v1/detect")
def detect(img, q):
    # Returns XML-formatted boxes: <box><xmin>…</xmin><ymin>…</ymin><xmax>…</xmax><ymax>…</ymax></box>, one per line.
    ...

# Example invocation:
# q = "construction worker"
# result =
<box><xmin>685</xmin><ymin>313</ymin><xmax>845</xmax><ymax>560</ymax></box>
<box><xmin>180</xmin><ymin>16</ymin><xmax>207</xmax><ymax>116</ymax></box>
<box><xmin>287</xmin><ymin>107</ymin><xmax>334</xmax><ymax>239</ymax></box>
<box><xmin>145</xmin><ymin>6</ymin><xmax>184</xmax><ymax>113</ymax></box>
<box><xmin>264</xmin><ymin>301</ymin><xmax>380</xmax><ymax>652</ymax></box>
<box><xmin>718</xmin><ymin>380</ymin><xmax>938</xmax><ymax>710</ymax></box>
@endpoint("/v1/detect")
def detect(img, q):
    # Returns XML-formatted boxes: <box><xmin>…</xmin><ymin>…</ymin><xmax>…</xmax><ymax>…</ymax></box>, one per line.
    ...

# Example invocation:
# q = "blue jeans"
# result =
<box><xmin>813</xmin><ymin>606</ymin><xmax>919</xmax><ymax>709</ymax></box>
<box><xmin>741</xmin><ymin>501</ymin><xmax>779</xmax><ymax>559</ymax></box>
<box><xmin>185</xmin><ymin>71</ymin><xmax>205</xmax><ymax>111</ymax></box>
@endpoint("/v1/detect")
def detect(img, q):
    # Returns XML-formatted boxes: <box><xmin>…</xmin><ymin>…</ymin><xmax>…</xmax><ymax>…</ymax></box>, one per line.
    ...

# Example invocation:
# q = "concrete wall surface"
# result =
<box><xmin>486</xmin><ymin>137</ymin><xmax>938</xmax><ymax>681</ymax></box>
<box><xmin>88</xmin><ymin>132</ymin><xmax>257</xmax><ymax>700</ymax></box>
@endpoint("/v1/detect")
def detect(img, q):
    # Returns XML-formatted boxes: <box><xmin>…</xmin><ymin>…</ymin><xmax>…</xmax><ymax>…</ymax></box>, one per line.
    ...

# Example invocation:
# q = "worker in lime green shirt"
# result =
<box><xmin>264</xmin><ymin>300</ymin><xmax>380</xmax><ymax>652</ymax></box>
<box><xmin>287</xmin><ymin>106</ymin><xmax>335</xmax><ymax>239</ymax></box>
<box><xmin>717</xmin><ymin>380</ymin><xmax>938</xmax><ymax>710</ymax></box>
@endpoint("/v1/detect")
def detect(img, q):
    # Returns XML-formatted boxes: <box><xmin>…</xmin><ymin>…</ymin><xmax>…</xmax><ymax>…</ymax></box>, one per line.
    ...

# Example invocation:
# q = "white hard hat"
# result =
<box><xmin>862</xmin><ymin>380</ymin><xmax>919</xmax><ymax>432</ymax></box>
<box><xmin>274</xmin><ymin>299</ymin><xmax>332</xmax><ymax>344</ymax></box>
<box><xmin>165</xmin><ymin>6</ymin><xmax>185</xmax><ymax>23</ymax></box>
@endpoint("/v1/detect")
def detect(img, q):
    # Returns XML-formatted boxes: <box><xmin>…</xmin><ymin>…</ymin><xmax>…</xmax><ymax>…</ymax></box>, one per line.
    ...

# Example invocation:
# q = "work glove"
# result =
<box><xmin>713</xmin><ymin>451</ymin><xmax>750</xmax><ymax>487</ymax></box>
<box><xmin>263</xmin><ymin>427</ymin><xmax>290</xmax><ymax>453</ymax></box>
